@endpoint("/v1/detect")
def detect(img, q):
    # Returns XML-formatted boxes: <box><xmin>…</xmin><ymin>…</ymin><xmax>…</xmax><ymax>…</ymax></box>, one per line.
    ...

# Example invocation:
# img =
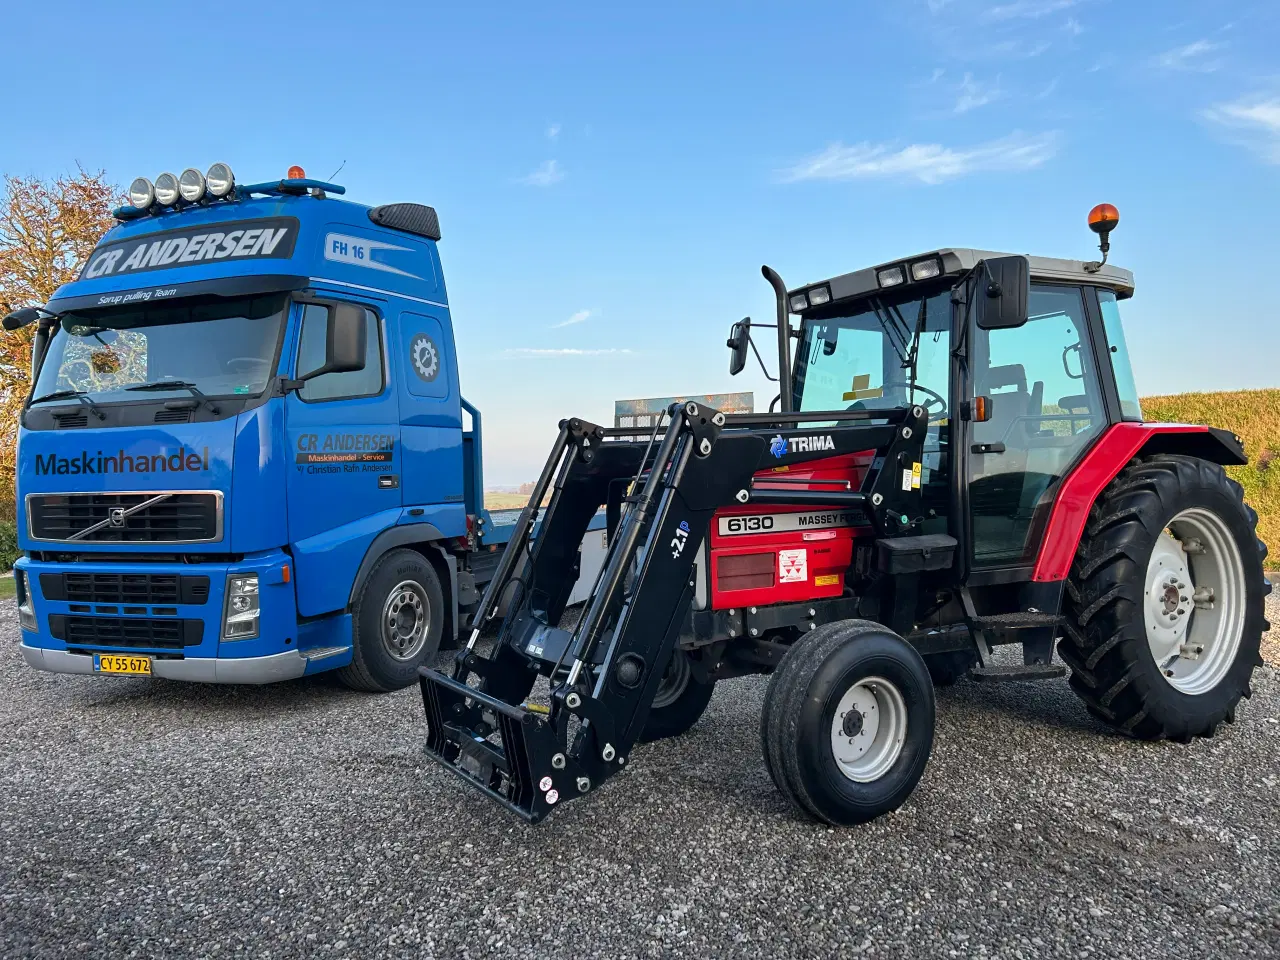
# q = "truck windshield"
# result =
<box><xmin>793</xmin><ymin>286</ymin><xmax>951</xmax><ymax>419</ymax></box>
<box><xmin>31</xmin><ymin>294</ymin><xmax>288</xmax><ymax>405</ymax></box>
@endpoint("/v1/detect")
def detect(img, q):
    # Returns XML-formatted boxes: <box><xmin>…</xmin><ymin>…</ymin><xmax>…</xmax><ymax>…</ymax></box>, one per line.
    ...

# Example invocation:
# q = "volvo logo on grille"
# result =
<box><xmin>109</xmin><ymin>507</ymin><xmax>126</xmax><ymax>527</ymax></box>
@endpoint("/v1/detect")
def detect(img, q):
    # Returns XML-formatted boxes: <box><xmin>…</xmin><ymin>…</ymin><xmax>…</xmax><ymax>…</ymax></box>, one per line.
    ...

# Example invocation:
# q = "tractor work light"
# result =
<box><xmin>877</xmin><ymin>266</ymin><xmax>906</xmax><ymax>288</ymax></box>
<box><xmin>807</xmin><ymin>285</ymin><xmax>831</xmax><ymax>306</ymax></box>
<box><xmin>223</xmin><ymin>574</ymin><xmax>260</xmax><ymax>640</ymax></box>
<box><xmin>128</xmin><ymin>177</ymin><xmax>155</xmax><ymax>209</ymax></box>
<box><xmin>153</xmin><ymin>172</ymin><xmax>181</xmax><ymax>207</ymax></box>
<box><xmin>910</xmin><ymin>259</ymin><xmax>942</xmax><ymax>281</ymax></box>
<box><xmin>178</xmin><ymin>168</ymin><xmax>206</xmax><ymax>203</ymax></box>
<box><xmin>1088</xmin><ymin>203</ymin><xmax>1119</xmax><ymax>235</ymax></box>
<box><xmin>789</xmin><ymin>294</ymin><xmax>809</xmax><ymax>312</ymax></box>
<box><xmin>206</xmin><ymin>162</ymin><xmax>235</xmax><ymax>198</ymax></box>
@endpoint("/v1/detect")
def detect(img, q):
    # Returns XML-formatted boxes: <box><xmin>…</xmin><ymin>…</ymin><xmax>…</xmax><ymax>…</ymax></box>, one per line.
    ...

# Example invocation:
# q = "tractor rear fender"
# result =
<box><xmin>1032</xmin><ymin>423</ymin><xmax>1247</xmax><ymax>582</ymax></box>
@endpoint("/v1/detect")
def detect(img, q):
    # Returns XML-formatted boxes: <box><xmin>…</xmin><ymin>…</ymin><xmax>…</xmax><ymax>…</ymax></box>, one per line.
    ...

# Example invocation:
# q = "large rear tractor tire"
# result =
<box><xmin>1059</xmin><ymin>455</ymin><xmax>1268</xmax><ymax>740</ymax></box>
<box><xmin>339</xmin><ymin>548</ymin><xmax>445</xmax><ymax>692</ymax></box>
<box><xmin>638</xmin><ymin>648</ymin><xmax>715</xmax><ymax>743</ymax></box>
<box><xmin>761</xmin><ymin>620</ymin><xmax>935</xmax><ymax>826</ymax></box>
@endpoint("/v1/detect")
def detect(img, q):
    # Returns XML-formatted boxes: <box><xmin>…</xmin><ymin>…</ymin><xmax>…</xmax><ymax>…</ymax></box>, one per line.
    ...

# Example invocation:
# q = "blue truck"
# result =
<box><xmin>6</xmin><ymin>164</ymin><xmax>603</xmax><ymax>690</ymax></box>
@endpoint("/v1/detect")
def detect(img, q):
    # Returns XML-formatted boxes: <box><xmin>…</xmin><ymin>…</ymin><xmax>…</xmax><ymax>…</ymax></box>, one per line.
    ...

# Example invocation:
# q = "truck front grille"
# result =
<box><xmin>48</xmin><ymin>614</ymin><xmax>203</xmax><ymax>649</ymax></box>
<box><xmin>39</xmin><ymin>572</ymin><xmax>210</xmax><ymax>606</ymax></box>
<box><xmin>27</xmin><ymin>491</ymin><xmax>222</xmax><ymax>543</ymax></box>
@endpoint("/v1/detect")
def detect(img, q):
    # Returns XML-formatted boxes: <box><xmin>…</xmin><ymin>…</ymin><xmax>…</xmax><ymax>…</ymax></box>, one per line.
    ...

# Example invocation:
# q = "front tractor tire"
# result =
<box><xmin>638</xmin><ymin>648</ymin><xmax>715</xmax><ymax>743</ymax></box>
<box><xmin>1060</xmin><ymin>455</ymin><xmax>1268</xmax><ymax>741</ymax></box>
<box><xmin>339</xmin><ymin>548</ymin><xmax>445</xmax><ymax>693</ymax></box>
<box><xmin>761</xmin><ymin>620</ymin><xmax>935</xmax><ymax>826</ymax></box>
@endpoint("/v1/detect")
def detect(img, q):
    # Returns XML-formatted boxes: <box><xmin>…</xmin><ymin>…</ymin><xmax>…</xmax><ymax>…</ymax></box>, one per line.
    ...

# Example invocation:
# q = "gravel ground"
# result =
<box><xmin>2</xmin><ymin>599</ymin><xmax>1278</xmax><ymax>960</ymax></box>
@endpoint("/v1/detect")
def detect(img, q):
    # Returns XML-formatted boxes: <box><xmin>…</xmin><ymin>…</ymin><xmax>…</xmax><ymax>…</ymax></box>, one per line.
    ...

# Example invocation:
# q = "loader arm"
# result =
<box><xmin>419</xmin><ymin>400</ymin><xmax>929</xmax><ymax>822</ymax></box>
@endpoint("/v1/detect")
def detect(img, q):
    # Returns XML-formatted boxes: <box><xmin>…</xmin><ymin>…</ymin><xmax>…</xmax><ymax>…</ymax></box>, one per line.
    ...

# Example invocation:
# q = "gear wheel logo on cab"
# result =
<box><xmin>410</xmin><ymin>333</ymin><xmax>440</xmax><ymax>382</ymax></box>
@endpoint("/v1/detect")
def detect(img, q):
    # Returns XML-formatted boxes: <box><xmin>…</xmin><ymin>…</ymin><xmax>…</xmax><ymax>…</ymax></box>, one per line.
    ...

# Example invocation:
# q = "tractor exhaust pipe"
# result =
<box><xmin>761</xmin><ymin>265</ymin><xmax>793</xmax><ymax>413</ymax></box>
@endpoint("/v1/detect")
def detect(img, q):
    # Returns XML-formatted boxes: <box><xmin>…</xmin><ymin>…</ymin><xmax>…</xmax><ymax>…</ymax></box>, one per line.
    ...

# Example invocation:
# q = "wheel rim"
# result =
<box><xmin>1143</xmin><ymin>507</ymin><xmax>1245</xmax><ymax>695</ymax></box>
<box><xmin>651</xmin><ymin>649</ymin><xmax>691</xmax><ymax>710</ymax></box>
<box><xmin>380</xmin><ymin>580</ymin><xmax>431</xmax><ymax>662</ymax></box>
<box><xmin>830</xmin><ymin>676</ymin><xmax>908</xmax><ymax>783</ymax></box>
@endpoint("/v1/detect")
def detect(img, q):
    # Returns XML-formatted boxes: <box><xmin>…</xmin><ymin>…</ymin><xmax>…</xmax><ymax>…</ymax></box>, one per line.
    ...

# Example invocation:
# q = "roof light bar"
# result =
<box><xmin>910</xmin><ymin>258</ymin><xmax>941</xmax><ymax>281</ymax></box>
<box><xmin>789</xmin><ymin>294</ymin><xmax>808</xmax><ymax>312</ymax></box>
<box><xmin>206</xmin><ymin>163</ymin><xmax>235</xmax><ymax>198</ymax></box>
<box><xmin>807</xmin><ymin>285</ymin><xmax>831</xmax><ymax>306</ymax></box>
<box><xmin>128</xmin><ymin>177</ymin><xmax>154</xmax><ymax>210</ymax></box>
<box><xmin>178</xmin><ymin>168</ymin><xmax>206</xmax><ymax>203</ymax></box>
<box><xmin>153</xmin><ymin>172</ymin><xmax>180</xmax><ymax>207</ymax></box>
<box><xmin>876</xmin><ymin>266</ymin><xmax>906</xmax><ymax>288</ymax></box>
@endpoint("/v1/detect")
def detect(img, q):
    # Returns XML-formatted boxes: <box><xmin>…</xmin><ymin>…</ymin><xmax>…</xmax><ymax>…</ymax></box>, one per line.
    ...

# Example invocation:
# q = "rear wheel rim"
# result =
<box><xmin>381</xmin><ymin>580</ymin><xmax>430</xmax><ymax>662</ymax></box>
<box><xmin>830</xmin><ymin>676</ymin><xmax>908</xmax><ymax>782</ymax></box>
<box><xmin>1143</xmin><ymin>507</ymin><xmax>1245</xmax><ymax>695</ymax></box>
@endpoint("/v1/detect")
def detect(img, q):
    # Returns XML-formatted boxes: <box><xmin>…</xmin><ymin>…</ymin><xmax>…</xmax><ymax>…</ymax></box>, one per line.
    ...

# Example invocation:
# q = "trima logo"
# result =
<box><xmin>34</xmin><ymin>447</ymin><xmax>211</xmax><ymax>476</ymax></box>
<box><xmin>770</xmin><ymin>434</ymin><xmax>835</xmax><ymax>458</ymax></box>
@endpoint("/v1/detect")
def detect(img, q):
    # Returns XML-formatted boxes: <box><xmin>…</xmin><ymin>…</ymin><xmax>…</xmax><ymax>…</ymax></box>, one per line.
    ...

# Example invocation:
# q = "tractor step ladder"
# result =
<box><xmin>960</xmin><ymin>588</ymin><xmax>1066</xmax><ymax>682</ymax></box>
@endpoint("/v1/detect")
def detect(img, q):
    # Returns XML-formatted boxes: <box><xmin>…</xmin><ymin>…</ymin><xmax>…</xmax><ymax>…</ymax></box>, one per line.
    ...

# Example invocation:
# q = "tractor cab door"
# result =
<box><xmin>964</xmin><ymin>283</ymin><xmax>1111</xmax><ymax>569</ymax></box>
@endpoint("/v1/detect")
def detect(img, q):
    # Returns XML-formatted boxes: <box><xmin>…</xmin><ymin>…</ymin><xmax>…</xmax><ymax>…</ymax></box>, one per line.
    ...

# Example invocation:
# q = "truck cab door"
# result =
<box><xmin>964</xmin><ymin>283</ymin><xmax>1112</xmax><ymax>568</ymax></box>
<box><xmin>284</xmin><ymin>299</ymin><xmax>400</xmax><ymax>616</ymax></box>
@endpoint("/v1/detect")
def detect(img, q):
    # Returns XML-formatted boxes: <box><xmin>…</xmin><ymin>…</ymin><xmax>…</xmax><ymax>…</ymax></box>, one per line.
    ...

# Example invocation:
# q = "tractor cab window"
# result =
<box><xmin>1097</xmin><ymin>289</ymin><xmax>1143</xmax><ymax>421</ymax></box>
<box><xmin>793</xmin><ymin>287</ymin><xmax>952</xmax><ymax>527</ymax></box>
<box><xmin>968</xmin><ymin>284</ymin><xmax>1106</xmax><ymax>565</ymax></box>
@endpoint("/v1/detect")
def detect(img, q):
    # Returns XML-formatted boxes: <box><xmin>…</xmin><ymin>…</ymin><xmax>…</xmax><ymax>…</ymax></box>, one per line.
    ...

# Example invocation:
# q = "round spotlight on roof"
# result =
<box><xmin>178</xmin><ymin>168</ymin><xmax>206</xmax><ymax>203</ymax></box>
<box><xmin>153</xmin><ymin>172</ymin><xmax>181</xmax><ymax>207</ymax></box>
<box><xmin>287</xmin><ymin>165</ymin><xmax>306</xmax><ymax>180</ymax></box>
<box><xmin>206</xmin><ymin>162</ymin><xmax>235</xmax><ymax>198</ymax></box>
<box><xmin>128</xmin><ymin>177</ymin><xmax>155</xmax><ymax>209</ymax></box>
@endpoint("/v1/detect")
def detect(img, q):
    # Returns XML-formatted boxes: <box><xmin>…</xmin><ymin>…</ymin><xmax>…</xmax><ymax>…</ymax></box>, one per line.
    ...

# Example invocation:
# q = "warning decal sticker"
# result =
<box><xmin>779</xmin><ymin>548</ymin><xmax>807</xmax><ymax>583</ymax></box>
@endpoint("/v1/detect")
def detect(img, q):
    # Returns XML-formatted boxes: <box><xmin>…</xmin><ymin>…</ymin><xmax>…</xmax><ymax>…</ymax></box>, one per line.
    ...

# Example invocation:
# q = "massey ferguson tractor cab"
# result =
<box><xmin>419</xmin><ymin>206</ymin><xmax>1269</xmax><ymax>826</ymax></box>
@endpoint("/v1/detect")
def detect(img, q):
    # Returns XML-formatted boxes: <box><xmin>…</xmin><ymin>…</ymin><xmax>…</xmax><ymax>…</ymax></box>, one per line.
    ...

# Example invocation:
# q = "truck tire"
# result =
<box><xmin>762</xmin><ymin>620</ymin><xmax>935</xmax><ymax>826</ymax></box>
<box><xmin>339</xmin><ymin>548</ymin><xmax>445</xmax><ymax>693</ymax></box>
<box><xmin>638</xmin><ymin>648</ymin><xmax>715</xmax><ymax>742</ymax></box>
<box><xmin>1059</xmin><ymin>455</ymin><xmax>1268</xmax><ymax>741</ymax></box>
<box><xmin>923</xmin><ymin>649</ymin><xmax>977</xmax><ymax>686</ymax></box>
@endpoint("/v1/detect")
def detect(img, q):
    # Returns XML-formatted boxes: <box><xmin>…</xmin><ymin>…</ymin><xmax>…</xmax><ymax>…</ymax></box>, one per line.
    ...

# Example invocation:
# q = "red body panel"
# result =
<box><xmin>708</xmin><ymin>453</ymin><xmax>874</xmax><ymax>609</ymax></box>
<box><xmin>1031</xmin><ymin>422</ymin><xmax>1210</xmax><ymax>582</ymax></box>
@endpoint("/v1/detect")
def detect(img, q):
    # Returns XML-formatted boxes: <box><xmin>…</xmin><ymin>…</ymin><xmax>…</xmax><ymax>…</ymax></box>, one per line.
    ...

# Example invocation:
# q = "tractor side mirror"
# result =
<box><xmin>297</xmin><ymin>303</ymin><xmax>367</xmax><ymax>382</ymax></box>
<box><xmin>974</xmin><ymin>256</ymin><xmax>1030</xmax><ymax>330</ymax></box>
<box><xmin>727</xmin><ymin>317</ymin><xmax>751</xmax><ymax>376</ymax></box>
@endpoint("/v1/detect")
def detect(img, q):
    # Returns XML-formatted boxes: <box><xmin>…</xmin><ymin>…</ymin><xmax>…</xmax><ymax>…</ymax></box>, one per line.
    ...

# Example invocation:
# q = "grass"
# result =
<box><xmin>484</xmin><ymin>492</ymin><xmax>532</xmax><ymax>511</ymax></box>
<box><xmin>1141</xmin><ymin>388</ymin><xmax>1279</xmax><ymax>561</ymax></box>
<box><xmin>0</xmin><ymin>577</ymin><xmax>15</xmax><ymax>599</ymax></box>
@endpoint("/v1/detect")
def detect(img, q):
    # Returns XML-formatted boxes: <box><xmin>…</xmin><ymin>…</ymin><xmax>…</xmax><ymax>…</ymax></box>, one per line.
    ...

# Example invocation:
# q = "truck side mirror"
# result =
<box><xmin>3</xmin><ymin>307</ymin><xmax>42</xmax><ymax>331</ymax></box>
<box><xmin>297</xmin><ymin>303</ymin><xmax>367</xmax><ymax>382</ymax></box>
<box><xmin>974</xmin><ymin>256</ymin><xmax>1030</xmax><ymax>330</ymax></box>
<box><xmin>727</xmin><ymin>318</ymin><xmax>751</xmax><ymax>376</ymax></box>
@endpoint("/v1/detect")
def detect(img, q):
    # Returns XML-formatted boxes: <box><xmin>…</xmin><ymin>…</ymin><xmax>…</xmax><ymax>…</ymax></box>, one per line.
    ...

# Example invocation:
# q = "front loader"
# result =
<box><xmin>420</xmin><ymin>205</ymin><xmax>1269</xmax><ymax>825</ymax></box>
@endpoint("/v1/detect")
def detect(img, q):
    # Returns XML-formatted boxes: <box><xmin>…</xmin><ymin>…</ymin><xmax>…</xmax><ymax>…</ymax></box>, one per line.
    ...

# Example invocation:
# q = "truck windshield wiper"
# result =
<box><xmin>28</xmin><ymin>389</ymin><xmax>106</xmax><ymax>420</ymax></box>
<box><xmin>125</xmin><ymin>380</ymin><xmax>220</xmax><ymax>413</ymax></box>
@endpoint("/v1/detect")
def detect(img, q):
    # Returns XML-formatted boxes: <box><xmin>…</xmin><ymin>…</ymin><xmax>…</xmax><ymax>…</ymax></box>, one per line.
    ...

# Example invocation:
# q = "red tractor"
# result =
<box><xmin>420</xmin><ymin>206</ymin><xmax>1269</xmax><ymax>825</ymax></box>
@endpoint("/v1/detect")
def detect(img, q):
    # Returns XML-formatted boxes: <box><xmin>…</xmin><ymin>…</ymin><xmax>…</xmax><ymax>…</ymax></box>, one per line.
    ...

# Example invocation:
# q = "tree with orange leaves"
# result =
<box><xmin>0</xmin><ymin>168</ymin><xmax>121</xmax><ymax>517</ymax></box>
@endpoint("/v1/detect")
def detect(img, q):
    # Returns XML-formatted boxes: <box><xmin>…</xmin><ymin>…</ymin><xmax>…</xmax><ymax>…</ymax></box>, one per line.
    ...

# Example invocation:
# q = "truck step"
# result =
<box><xmin>971</xmin><ymin>611</ymin><xmax>1063</xmax><ymax>631</ymax></box>
<box><xmin>969</xmin><ymin>663</ymin><xmax>1067</xmax><ymax>682</ymax></box>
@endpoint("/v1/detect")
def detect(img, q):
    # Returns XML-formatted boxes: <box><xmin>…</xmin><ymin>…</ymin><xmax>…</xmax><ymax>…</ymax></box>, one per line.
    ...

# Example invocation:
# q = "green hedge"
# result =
<box><xmin>0</xmin><ymin>521</ymin><xmax>17</xmax><ymax>573</ymax></box>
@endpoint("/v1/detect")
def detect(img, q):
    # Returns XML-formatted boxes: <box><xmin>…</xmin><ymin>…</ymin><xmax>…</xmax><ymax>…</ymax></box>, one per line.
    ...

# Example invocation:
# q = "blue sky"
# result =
<box><xmin>4</xmin><ymin>0</ymin><xmax>1279</xmax><ymax>483</ymax></box>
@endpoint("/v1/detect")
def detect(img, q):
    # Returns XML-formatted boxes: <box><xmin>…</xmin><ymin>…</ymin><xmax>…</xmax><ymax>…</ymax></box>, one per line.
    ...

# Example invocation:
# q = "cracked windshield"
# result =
<box><xmin>30</xmin><ymin>293</ymin><xmax>287</xmax><ymax>404</ymax></box>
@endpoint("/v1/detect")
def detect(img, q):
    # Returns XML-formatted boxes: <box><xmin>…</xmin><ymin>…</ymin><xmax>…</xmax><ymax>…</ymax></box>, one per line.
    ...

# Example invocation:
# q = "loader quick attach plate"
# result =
<box><xmin>419</xmin><ymin>401</ymin><xmax>928</xmax><ymax>822</ymax></box>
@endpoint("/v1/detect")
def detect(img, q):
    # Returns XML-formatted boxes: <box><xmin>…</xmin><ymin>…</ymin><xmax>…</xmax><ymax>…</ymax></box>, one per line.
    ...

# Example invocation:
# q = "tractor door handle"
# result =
<box><xmin>971</xmin><ymin>442</ymin><xmax>1006</xmax><ymax>455</ymax></box>
<box><xmin>378</xmin><ymin>474</ymin><xmax>400</xmax><ymax>489</ymax></box>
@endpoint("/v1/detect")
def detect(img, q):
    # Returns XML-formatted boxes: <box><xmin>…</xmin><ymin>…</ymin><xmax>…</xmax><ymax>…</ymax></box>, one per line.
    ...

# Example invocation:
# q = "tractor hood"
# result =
<box><xmin>16</xmin><ymin>403</ymin><xmax>290</xmax><ymax>555</ymax></box>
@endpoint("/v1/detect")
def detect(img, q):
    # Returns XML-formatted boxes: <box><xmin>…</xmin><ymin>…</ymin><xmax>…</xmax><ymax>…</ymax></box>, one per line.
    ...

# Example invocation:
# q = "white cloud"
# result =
<box><xmin>1154</xmin><ymin>39</ymin><xmax>1225</xmax><ymax>73</ymax></box>
<box><xmin>547</xmin><ymin>123</ymin><xmax>561</xmax><ymax>140</ymax></box>
<box><xmin>551</xmin><ymin>309</ymin><xmax>592</xmax><ymax>329</ymax></box>
<box><xmin>985</xmin><ymin>0</ymin><xmax>1077</xmax><ymax>20</ymax></box>
<box><xmin>1203</xmin><ymin>96</ymin><xmax>1280</xmax><ymax>163</ymax></box>
<box><xmin>504</xmin><ymin>347</ymin><xmax>632</xmax><ymax>358</ymax></box>
<box><xmin>518</xmin><ymin>160</ymin><xmax>565</xmax><ymax>187</ymax></box>
<box><xmin>781</xmin><ymin>131</ymin><xmax>1059</xmax><ymax>186</ymax></box>
<box><xmin>955</xmin><ymin>73</ymin><xmax>1002</xmax><ymax>113</ymax></box>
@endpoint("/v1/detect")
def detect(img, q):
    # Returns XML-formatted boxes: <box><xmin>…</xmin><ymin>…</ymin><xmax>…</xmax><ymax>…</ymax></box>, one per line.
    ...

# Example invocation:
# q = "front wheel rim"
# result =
<box><xmin>1143</xmin><ymin>507</ymin><xmax>1245</xmax><ymax>695</ymax></box>
<box><xmin>381</xmin><ymin>580</ymin><xmax>430</xmax><ymax>662</ymax></box>
<box><xmin>830</xmin><ymin>676</ymin><xmax>908</xmax><ymax>782</ymax></box>
<box><xmin>651</xmin><ymin>650</ymin><xmax>692</xmax><ymax>710</ymax></box>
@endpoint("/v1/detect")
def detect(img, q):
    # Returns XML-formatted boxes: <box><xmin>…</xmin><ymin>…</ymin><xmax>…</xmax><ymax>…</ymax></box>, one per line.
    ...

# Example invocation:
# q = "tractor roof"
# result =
<box><xmin>789</xmin><ymin>248</ymin><xmax>1134</xmax><ymax>315</ymax></box>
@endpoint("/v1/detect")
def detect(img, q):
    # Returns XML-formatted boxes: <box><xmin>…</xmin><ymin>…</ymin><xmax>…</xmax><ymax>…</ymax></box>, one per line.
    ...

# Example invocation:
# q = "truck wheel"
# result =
<box><xmin>638</xmin><ymin>648</ymin><xmax>715</xmax><ymax>742</ymax></box>
<box><xmin>339</xmin><ymin>548</ymin><xmax>445</xmax><ymax>692</ymax></box>
<box><xmin>923</xmin><ymin>650</ymin><xmax>977</xmax><ymax>686</ymax></box>
<box><xmin>1060</xmin><ymin>456</ymin><xmax>1267</xmax><ymax>740</ymax></box>
<box><xmin>762</xmin><ymin>620</ymin><xmax>935</xmax><ymax>826</ymax></box>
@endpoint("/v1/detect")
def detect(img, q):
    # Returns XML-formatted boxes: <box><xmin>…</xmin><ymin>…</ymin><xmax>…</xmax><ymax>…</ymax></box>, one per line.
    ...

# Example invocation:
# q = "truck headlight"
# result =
<box><xmin>15</xmin><ymin>570</ymin><xmax>36</xmax><ymax>632</ymax></box>
<box><xmin>223</xmin><ymin>574</ymin><xmax>260</xmax><ymax>640</ymax></box>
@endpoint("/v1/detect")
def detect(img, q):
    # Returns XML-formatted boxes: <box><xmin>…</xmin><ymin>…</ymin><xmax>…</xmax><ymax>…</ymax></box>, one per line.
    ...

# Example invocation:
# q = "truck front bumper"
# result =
<box><xmin>19</xmin><ymin>643</ymin><xmax>324</xmax><ymax>684</ymax></box>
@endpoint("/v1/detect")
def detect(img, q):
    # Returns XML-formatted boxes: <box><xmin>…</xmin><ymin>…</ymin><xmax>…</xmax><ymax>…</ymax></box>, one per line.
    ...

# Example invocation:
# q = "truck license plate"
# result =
<box><xmin>93</xmin><ymin>654</ymin><xmax>152</xmax><ymax>676</ymax></box>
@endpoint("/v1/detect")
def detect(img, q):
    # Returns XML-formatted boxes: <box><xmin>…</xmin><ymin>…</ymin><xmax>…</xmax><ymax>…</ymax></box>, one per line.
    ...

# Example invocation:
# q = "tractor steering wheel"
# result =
<box><xmin>860</xmin><ymin>381</ymin><xmax>947</xmax><ymax>422</ymax></box>
<box><xmin>226</xmin><ymin>357</ymin><xmax>269</xmax><ymax>376</ymax></box>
